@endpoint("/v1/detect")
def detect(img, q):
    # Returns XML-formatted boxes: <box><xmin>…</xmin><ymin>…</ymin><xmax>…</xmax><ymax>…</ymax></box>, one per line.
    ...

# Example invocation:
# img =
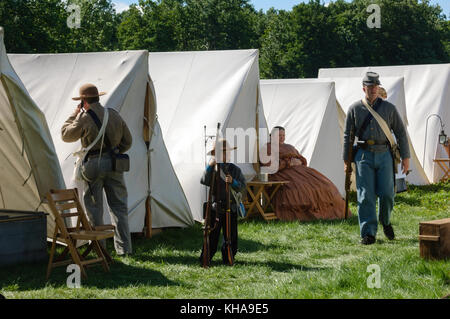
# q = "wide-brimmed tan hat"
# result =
<box><xmin>208</xmin><ymin>138</ymin><xmax>237</xmax><ymax>156</ymax></box>
<box><xmin>72</xmin><ymin>83</ymin><xmax>106</xmax><ymax>101</ymax></box>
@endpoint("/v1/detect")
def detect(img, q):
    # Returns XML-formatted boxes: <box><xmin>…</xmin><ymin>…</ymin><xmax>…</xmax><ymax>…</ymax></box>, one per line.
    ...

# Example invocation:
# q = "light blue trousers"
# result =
<box><xmin>354</xmin><ymin>149</ymin><xmax>395</xmax><ymax>238</ymax></box>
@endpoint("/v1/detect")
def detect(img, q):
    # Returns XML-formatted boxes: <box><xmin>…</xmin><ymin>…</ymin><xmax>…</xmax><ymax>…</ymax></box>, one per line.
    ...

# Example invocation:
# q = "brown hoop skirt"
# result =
<box><xmin>267</xmin><ymin>143</ymin><xmax>348</xmax><ymax>221</ymax></box>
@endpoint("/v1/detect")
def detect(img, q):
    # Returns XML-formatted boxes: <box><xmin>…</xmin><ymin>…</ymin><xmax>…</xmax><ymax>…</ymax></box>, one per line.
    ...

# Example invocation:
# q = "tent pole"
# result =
<box><xmin>144</xmin><ymin>82</ymin><xmax>152</xmax><ymax>238</ymax></box>
<box><xmin>255</xmin><ymin>85</ymin><xmax>260</xmax><ymax>177</ymax></box>
<box><xmin>145</xmin><ymin>195</ymin><xmax>152</xmax><ymax>238</ymax></box>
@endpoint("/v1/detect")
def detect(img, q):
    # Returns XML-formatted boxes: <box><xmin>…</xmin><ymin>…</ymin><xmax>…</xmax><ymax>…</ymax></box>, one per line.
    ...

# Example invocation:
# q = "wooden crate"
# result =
<box><xmin>419</xmin><ymin>218</ymin><xmax>450</xmax><ymax>260</ymax></box>
<box><xmin>0</xmin><ymin>209</ymin><xmax>48</xmax><ymax>266</ymax></box>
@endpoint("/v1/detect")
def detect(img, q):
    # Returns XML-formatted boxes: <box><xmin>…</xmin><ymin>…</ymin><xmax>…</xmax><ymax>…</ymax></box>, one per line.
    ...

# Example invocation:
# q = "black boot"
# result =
<box><xmin>361</xmin><ymin>235</ymin><xmax>376</xmax><ymax>245</ymax></box>
<box><xmin>383</xmin><ymin>224</ymin><xmax>395</xmax><ymax>240</ymax></box>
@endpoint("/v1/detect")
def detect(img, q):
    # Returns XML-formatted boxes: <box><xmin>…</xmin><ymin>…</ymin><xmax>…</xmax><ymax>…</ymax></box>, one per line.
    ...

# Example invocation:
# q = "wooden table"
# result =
<box><xmin>433</xmin><ymin>158</ymin><xmax>450</xmax><ymax>182</ymax></box>
<box><xmin>244</xmin><ymin>181</ymin><xmax>289</xmax><ymax>221</ymax></box>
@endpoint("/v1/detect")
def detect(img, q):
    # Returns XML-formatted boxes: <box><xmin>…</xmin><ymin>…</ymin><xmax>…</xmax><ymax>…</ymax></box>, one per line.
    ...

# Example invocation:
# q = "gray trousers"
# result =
<box><xmin>82</xmin><ymin>154</ymin><xmax>132</xmax><ymax>255</ymax></box>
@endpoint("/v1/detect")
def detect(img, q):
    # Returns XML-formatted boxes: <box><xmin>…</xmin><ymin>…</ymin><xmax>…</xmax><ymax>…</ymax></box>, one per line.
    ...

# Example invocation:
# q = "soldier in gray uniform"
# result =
<box><xmin>343</xmin><ymin>72</ymin><xmax>410</xmax><ymax>245</ymax></box>
<box><xmin>61</xmin><ymin>83</ymin><xmax>133</xmax><ymax>256</ymax></box>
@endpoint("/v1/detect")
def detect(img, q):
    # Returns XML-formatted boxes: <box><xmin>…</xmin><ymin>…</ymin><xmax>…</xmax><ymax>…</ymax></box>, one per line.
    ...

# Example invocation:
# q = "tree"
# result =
<box><xmin>179</xmin><ymin>0</ymin><xmax>261</xmax><ymax>50</ymax></box>
<box><xmin>0</xmin><ymin>0</ymin><xmax>448</xmax><ymax>71</ymax></box>
<box><xmin>0</xmin><ymin>0</ymin><xmax>68</xmax><ymax>53</ymax></box>
<box><xmin>259</xmin><ymin>0</ymin><xmax>449</xmax><ymax>78</ymax></box>
<box><xmin>441</xmin><ymin>20</ymin><xmax>450</xmax><ymax>57</ymax></box>
<box><xmin>259</xmin><ymin>9</ymin><xmax>298</xmax><ymax>79</ymax></box>
<box><xmin>290</xmin><ymin>0</ymin><xmax>339</xmax><ymax>77</ymax></box>
<box><xmin>117</xmin><ymin>4</ymin><xmax>148</xmax><ymax>50</ymax></box>
<box><xmin>64</xmin><ymin>0</ymin><xmax>121</xmax><ymax>52</ymax></box>
<box><xmin>326</xmin><ymin>0</ymin><xmax>449</xmax><ymax>67</ymax></box>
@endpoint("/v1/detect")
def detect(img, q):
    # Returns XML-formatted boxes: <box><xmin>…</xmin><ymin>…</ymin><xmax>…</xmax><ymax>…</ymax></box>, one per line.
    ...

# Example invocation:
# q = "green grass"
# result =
<box><xmin>1</xmin><ymin>183</ymin><xmax>449</xmax><ymax>299</ymax></box>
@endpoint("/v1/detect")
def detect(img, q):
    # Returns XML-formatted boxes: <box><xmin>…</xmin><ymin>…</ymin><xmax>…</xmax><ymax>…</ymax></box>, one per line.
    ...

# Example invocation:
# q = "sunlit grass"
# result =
<box><xmin>1</xmin><ymin>183</ymin><xmax>449</xmax><ymax>299</ymax></box>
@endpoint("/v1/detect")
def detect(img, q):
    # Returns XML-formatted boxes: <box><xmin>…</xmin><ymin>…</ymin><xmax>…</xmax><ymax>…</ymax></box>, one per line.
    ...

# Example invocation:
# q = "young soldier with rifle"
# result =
<box><xmin>200</xmin><ymin>135</ymin><xmax>246</xmax><ymax>267</ymax></box>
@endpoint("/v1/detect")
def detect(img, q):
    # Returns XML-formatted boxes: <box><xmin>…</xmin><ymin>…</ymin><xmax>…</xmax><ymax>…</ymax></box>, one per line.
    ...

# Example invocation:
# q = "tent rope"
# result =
<box><xmin>0</xmin><ymin>185</ymin><xmax>5</xmax><ymax>208</ymax></box>
<box><xmin>20</xmin><ymin>130</ymin><xmax>25</xmax><ymax>156</ymax></box>
<box><xmin>34</xmin><ymin>198</ymin><xmax>44</xmax><ymax>211</ymax></box>
<box><xmin>144</xmin><ymin>114</ymin><xmax>156</xmax><ymax>137</ymax></box>
<box><xmin>147</xmin><ymin>148</ymin><xmax>154</xmax><ymax>196</ymax></box>
<box><xmin>22</xmin><ymin>169</ymin><xmax>32</xmax><ymax>186</ymax></box>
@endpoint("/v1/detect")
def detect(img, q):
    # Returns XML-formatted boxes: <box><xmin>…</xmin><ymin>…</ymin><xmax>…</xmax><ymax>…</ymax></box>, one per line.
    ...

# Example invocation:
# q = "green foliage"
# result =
<box><xmin>259</xmin><ymin>9</ymin><xmax>298</xmax><ymax>79</ymax></box>
<box><xmin>0</xmin><ymin>0</ymin><xmax>67</xmax><ymax>53</ymax></box>
<box><xmin>117</xmin><ymin>0</ymin><xmax>261</xmax><ymax>51</ymax></box>
<box><xmin>65</xmin><ymin>0</ymin><xmax>121</xmax><ymax>52</ymax></box>
<box><xmin>439</xmin><ymin>20</ymin><xmax>450</xmax><ymax>56</ymax></box>
<box><xmin>117</xmin><ymin>4</ymin><xmax>147</xmax><ymax>50</ymax></box>
<box><xmin>0</xmin><ymin>0</ymin><xmax>120</xmax><ymax>53</ymax></box>
<box><xmin>260</xmin><ymin>0</ymin><xmax>449</xmax><ymax>78</ymax></box>
<box><xmin>0</xmin><ymin>0</ymin><xmax>448</xmax><ymax>75</ymax></box>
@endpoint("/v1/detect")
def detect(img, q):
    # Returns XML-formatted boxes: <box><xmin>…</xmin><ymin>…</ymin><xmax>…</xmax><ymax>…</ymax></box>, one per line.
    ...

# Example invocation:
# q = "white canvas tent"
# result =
<box><xmin>319</xmin><ymin>64</ymin><xmax>450</xmax><ymax>183</ymax></box>
<box><xmin>260</xmin><ymin>79</ymin><xmax>345</xmax><ymax>196</ymax></box>
<box><xmin>148</xmin><ymin>49</ymin><xmax>268</xmax><ymax>221</ymax></box>
<box><xmin>9</xmin><ymin>50</ymin><xmax>194</xmax><ymax>232</ymax></box>
<box><xmin>0</xmin><ymin>27</ymin><xmax>66</xmax><ymax>235</ymax></box>
<box><xmin>317</xmin><ymin>75</ymin><xmax>429</xmax><ymax>186</ymax></box>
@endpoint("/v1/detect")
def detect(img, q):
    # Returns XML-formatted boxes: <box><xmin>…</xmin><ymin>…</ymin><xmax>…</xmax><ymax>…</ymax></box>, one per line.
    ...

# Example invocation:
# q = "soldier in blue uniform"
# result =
<box><xmin>343</xmin><ymin>72</ymin><xmax>410</xmax><ymax>245</ymax></box>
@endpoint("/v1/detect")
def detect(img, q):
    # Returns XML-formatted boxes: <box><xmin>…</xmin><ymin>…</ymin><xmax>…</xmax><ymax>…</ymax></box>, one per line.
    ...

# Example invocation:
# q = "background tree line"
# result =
<box><xmin>1</xmin><ymin>0</ymin><xmax>448</xmax><ymax>78</ymax></box>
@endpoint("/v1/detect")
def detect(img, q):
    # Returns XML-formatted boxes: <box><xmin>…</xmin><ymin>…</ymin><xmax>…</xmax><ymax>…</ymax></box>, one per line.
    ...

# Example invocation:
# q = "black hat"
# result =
<box><xmin>362</xmin><ymin>72</ymin><xmax>381</xmax><ymax>86</ymax></box>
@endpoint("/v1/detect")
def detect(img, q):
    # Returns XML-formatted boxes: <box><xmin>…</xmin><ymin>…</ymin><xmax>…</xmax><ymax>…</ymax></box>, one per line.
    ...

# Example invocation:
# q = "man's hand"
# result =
<box><xmin>344</xmin><ymin>161</ymin><xmax>352</xmax><ymax>174</ymax></box>
<box><xmin>401</xmin><ymin>158</ymin><xmax>410</xmax><ymax>175</ymax></box>
<box><xmin>225</xmin><ymin>175</ymin><xmax>233</xmax><ymax>184</ymax></box>
<box><xmin>75</xmin><ymin>103</ymin><xmax>83</xmax><ymax>115</ymax></box>
<box><xmin>209</xmin><ymin>157</ymin><xmax>216</xmax><ymax>167</ymax></box>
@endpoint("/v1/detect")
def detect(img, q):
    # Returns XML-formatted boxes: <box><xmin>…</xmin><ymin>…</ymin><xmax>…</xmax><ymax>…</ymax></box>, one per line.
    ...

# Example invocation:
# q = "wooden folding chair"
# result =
<box><xmin>46</xmin><ymin>188</ymin><xmax>115</xmax><ymax>280</ymax></box>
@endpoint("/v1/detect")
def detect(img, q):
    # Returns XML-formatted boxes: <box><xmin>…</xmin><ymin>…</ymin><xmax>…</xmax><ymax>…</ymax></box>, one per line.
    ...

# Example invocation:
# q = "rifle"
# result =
<box><xmin>201</xmin><ymin>122</ymin><xmax>221</xmax><ymax>268</ymax></box>
<box><xmin>223</xmin><ymin>164</ymin><xmax>234</xmax><ymax>266</ymax></box>
<box><xmin>344</xmin><ymin>134</ymin><xmax>354</xmax><ymax>220</ymax></box>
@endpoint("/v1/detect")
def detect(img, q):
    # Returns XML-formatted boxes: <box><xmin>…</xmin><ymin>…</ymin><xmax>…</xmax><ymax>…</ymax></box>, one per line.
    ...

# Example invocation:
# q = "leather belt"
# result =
<box><xmin>368</xmin><ymin>140</ymin><xmax>387</xmax><ymax>145</ymax></box>
<box><xmin>84</xmin><ymin>148</ymin><xmax>113</xmax><ymax>163</ymax></box>
<box><xmin>357</xmin><ymin>140</ymin><xmax>389</xmax><ymax>150</ymax></box>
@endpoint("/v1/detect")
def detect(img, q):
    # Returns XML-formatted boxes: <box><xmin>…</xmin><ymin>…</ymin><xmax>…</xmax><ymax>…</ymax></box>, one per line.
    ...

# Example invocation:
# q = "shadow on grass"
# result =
<box><xmin>154</xmin><ymin>254</ymin><xmax>329</xmax><ymax>273</ymax></box>
<box><xmin>240</xmin><ymin>214</ymin><xmax>360</xmax><ymax>227</ymax></box>
<box><xmin>376</xmin><ymin>237</ymin><xmax>419</xmax><ymax>245</ymax></box>
<box><xmin>85</xmin><ymin>260</ymin><xmax>179</xmax><ymax>289</ymax></box>
<box><xmin>407</xmin><ymin>182</ymin><xmax>450</xmax><ymax>194</ymax></box>
<box><xmin>394</xmin><ymin>195</ymin><xmax>422</xmax><ymax>206</ymax></box>
<box><xmin>131</xmin><ymin>236</ymin><xmax>287</xmax><ymax>266</ymax></box>
<box><xmin>238</xmin><ymin>237</ymin><xmax>287</xmax><ymax>252</ymax></box>
<box><xmin>0</xmin><ymin>258</ymin><xmax>179</xmax><ymax>292</ymax></box>
<box><xmin>132</xmin><ymin>224</ymin><xmax>288</xmax><ymax>254</ymax></box>
<box><xmin>238</xmin><ymin>260</ymin><xmax>328</xmax><ymax>273</ymax></box>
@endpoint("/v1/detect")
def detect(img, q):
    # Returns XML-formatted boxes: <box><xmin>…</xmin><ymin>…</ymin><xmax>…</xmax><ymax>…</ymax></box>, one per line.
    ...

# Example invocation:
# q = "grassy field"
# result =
<box><xmin>1</xmin><ymin>183</ymin><xmax>449</xmax><ymax>299</ymax></box>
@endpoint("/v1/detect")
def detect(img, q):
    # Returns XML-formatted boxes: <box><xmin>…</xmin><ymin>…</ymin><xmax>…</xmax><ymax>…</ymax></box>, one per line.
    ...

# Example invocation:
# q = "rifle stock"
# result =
<box><xmin>344</xmin><ymin>144</ymin><xmax>354</xmax><ymax>220</ymax></box>
<box><xmin>202</xmin><ymin>169</ymin><xmax>215</xmax><ymax>268</ymax></box>
<box><xmin>202</xmin><ymin>123</ymin><xmax>221</xmax><ymax>268</ymax></box>
<box><xmin>224</xmin><ymin>165</ymin><xmax>234</xmax><ymax>266</ymax></box>
<box><xmin>344</xmin><ymin>167</ymin><xmax>351</xmax><ymax>219</ymax></box>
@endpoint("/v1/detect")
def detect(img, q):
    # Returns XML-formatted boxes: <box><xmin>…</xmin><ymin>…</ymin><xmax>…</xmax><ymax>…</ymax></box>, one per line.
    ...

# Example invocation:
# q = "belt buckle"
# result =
<box><xmin>367</xmin><ymin>140</ymin><xmax>375</xmax><ymax>146</ymax></box>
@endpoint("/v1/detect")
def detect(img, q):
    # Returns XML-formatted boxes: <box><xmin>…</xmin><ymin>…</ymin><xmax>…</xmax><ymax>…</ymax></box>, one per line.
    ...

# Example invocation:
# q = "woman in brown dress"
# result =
<box><xmin>262</xmin><ymin>127</ymin><xmax>348</xmax><ymax>221</ymax></box>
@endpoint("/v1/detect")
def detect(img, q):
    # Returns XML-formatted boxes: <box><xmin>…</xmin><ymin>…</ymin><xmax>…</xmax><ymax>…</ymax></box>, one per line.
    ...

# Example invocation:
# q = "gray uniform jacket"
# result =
<box><xmin>343</xmin><ymin>98</ymin><xmax>410</xmax><ymax>162</ymax></box>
